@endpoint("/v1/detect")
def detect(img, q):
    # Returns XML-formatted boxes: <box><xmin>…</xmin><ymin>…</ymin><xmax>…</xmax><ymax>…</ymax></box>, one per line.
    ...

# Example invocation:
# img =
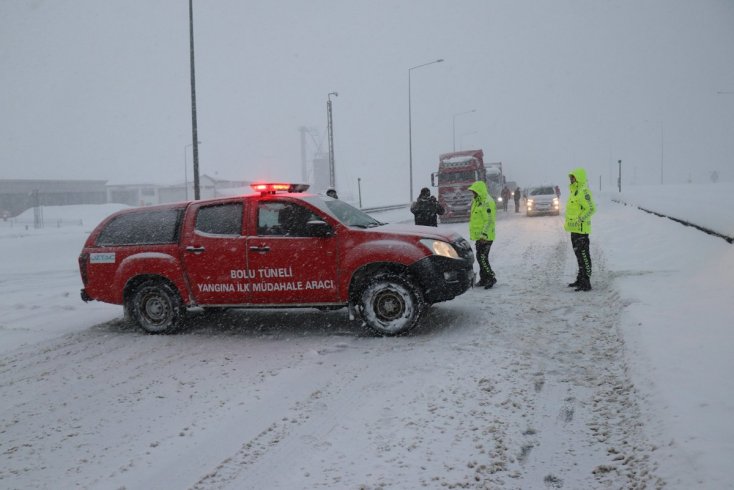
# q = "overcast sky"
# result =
<box><xmin>1</xmin><ymin>0</ymin><xmax>733</xmax><ymax>205</ymax></box>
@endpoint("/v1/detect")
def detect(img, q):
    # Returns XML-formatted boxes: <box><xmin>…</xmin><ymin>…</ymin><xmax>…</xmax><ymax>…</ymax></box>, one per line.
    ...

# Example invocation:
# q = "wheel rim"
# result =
<box><xmin>141</xmin><ymin>290</ymin><xmax>170</xmax><ymax>326</ymax></box>
<box><xmin>372</xmin><ymin>288</ymin><xmax>406</xmax><ymax>322</ymax></box>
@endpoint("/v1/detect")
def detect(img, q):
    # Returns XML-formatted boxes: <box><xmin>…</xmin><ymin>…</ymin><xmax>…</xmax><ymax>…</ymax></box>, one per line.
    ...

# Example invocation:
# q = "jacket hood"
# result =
<box><xmin>468</xmin><ymin>181</ymin><xmax>490</xmax><ymax>201</ymax></box>
<box><xmin>569</xmin><ymin>167</ymin><xmax>588</xmax><ymax>187</ymax></box>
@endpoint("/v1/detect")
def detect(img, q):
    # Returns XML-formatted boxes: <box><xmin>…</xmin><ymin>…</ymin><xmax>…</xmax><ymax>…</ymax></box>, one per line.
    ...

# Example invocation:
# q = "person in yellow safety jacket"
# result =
<box><xmin>564</xmin><ymin>167</ymin><xmax>596</xmax><ymax>291</ymax></box>
<box><xmin>468</xmin><ymin>181</ymin><xmax>497</xmax><ymax>289</ymax></box>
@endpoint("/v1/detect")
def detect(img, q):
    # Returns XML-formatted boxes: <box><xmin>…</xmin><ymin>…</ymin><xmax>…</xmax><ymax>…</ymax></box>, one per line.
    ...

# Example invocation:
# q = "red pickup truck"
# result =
<box><xmin>79</xmin><ymin>183</ymin><xmax>474</xmax><ymax>336</ymax></box>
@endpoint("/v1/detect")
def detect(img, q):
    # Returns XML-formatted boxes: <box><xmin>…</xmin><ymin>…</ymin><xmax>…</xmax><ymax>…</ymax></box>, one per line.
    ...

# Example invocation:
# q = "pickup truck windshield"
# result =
<box><xmin>302</xmin><ymin>197</ymin><xmax>384</xmax><ymax>228</ymax></box>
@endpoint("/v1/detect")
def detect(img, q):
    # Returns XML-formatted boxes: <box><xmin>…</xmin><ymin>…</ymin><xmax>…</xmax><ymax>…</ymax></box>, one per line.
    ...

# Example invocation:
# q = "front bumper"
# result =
<box><xmin>408</xmin><ymin>255</ymin><xmax>474</xmax><ymax>304</ymax></box>
<box><xmin>527</xmin><ymin>203</ymin><xmax>559</xmax><ymax>215</ymax></box>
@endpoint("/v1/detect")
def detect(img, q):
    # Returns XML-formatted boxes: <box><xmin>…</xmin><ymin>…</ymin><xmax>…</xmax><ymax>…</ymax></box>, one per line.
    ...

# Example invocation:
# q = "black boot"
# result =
<box><xmin>574</xmin><ymin>277</ymin><xmax>591</xmax><ymax>291</ymax></box>
<box><xmin>484</xmin><ymin>276</ymin><xmax>497</xmax><ymax>289</ymax></box>
<box><xmin>568</xmin><ymin>274</ymin><xmax>581</xmax><ymax>288</ymax></box>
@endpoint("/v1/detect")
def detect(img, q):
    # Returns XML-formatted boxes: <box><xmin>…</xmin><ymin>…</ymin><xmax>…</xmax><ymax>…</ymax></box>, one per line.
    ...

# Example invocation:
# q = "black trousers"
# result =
<box><xmin>476</xmin><ymin>240</ymin><xmax>495</xmax><ymax>282</ymax></box>
<box><xmin>571</xmin><ymin>233</ymin><xmax>591</xmax><ymax>279</ymax></box>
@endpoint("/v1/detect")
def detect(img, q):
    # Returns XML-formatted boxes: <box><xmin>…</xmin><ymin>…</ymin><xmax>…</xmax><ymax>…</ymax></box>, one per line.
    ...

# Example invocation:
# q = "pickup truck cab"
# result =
<box><xmin>79</xmin><ymin>183</ymin><xmax>474</xmax><ymax>336</ymax></box>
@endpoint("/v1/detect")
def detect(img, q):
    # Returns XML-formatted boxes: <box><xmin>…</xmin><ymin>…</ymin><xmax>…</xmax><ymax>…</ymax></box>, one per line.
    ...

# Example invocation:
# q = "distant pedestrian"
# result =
<box><xmin>468</xmin><ymin>181</ymin><xmax>496</xmax><ymax>289</ymax></box>
<box><xmin>555</xmin><ymin>185</ymin><xmax>561</xmax><ymax>198</ymax></box>
<box><xmin>326</xmin><ymin>188</ymin><xmax>339</xmax><ymax>199</ymax></box>
<box><xmin>564</xmin><ymin>168</ymin><xmax>596</xmax><ymax>291</ymax></box>
<box><xmin>501</xmin><ymin>186</ymin><xmax>511</xmax><ymax>212</ymax></box>
<box><xmin>513</xmin><ymin>187</ymin><xmax>521</xmax><ymax>213</ymax></box>
<box><xmin>410</xmin><ymin>187</ymin><xmax>444</xmax><ymax>226</ymax></box>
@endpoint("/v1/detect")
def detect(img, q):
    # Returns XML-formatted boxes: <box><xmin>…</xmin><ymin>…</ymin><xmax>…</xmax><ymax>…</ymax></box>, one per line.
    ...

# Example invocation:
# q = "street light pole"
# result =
<box><xmin>184</xmin><ymin>141</ymin><xmax>201</xmax><ymax>200</ymax></box>
<box><xmin>408</xmin><ymin>58</ymin><xmax>444</xmax><ymax>203</ymax></box>
<box><xmin>357</xmin><ymin>177</ymin><xmax>362</xmax><ymax>208</ymax></box>
<box><xmin>189</xmin><ymin>0</ymin><xmax>201</xmax><ymax>200</ymax></box>
<box><xmin>327</xmin><ymin>92</ymin><xmax>338</xmax><ymax>189</ymax></box>
<box><xmin>452</xmin><ymin>109</ymin><xmax>476</xmax><ymax>151</ymax></box>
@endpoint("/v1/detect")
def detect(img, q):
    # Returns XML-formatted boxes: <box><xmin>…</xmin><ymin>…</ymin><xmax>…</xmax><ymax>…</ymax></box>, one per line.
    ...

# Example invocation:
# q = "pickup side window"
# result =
<box><xmin>195</xmin><ymin>202</ymin><xmax>243</xmax><ymax>235</ymax></box>
<box><xmin>96</xmin><ymin>209</ymin><xmax>182</xmax><ymax>246</ymax></box>
<box><xmin>257</xmin><ymin>201</ymin><xmax>321</xmax><ymax>237</ymax></box>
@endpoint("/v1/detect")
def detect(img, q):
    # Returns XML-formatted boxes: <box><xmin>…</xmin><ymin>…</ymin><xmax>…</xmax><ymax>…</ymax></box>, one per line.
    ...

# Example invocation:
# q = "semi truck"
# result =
<box><xmin>430</xmin><ymin>149</ymin><xmax>505</xmax><ymax>222</ymax></box>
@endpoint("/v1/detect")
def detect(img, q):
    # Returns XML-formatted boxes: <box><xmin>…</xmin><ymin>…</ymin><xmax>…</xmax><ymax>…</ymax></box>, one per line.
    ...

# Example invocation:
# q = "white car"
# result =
<box><xmin>526</xmin><ymin>186</ymin><xmax>560</xmax><ymax>216</ymax></box>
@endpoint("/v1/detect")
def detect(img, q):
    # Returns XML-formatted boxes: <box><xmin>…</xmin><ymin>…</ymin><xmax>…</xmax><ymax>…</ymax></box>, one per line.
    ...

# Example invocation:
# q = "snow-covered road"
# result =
<box><xmin>0</xmin><ymin>208</ymin><xmax>664</xmax><ymax>489</ymax></box>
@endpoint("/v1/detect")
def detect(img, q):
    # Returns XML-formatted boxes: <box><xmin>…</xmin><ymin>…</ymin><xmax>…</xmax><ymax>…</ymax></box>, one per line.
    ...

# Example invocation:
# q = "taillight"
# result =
<box><xmin>78</xmin><ymin>253</ymin><xmax>89</xmax><ymax>285</ymax></box>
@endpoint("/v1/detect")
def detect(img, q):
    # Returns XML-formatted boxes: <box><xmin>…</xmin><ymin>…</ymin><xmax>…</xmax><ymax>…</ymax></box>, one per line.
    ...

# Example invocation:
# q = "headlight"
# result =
<box><xmin>420</xmin><ymin>239</ymin><xmax>460</xmax><ymax>259</ymax></box>
<box><xmin>527</xmin><ymin>199</ymin><xmax>534</xmax><ymax>206</ymax></box>
<box><xmin>553</xmin><ymin>197</ymin><xmax>559</xmax><ymax>204</ymax></box>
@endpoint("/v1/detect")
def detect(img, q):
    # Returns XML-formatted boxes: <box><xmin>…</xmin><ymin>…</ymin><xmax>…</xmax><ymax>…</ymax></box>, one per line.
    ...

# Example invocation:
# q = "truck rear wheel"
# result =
<box><xmin>129</xmin><ymin>279</ymin><xmax>183</xmax><ymax>334</ymax></box>
<box><xmin>359</xmin><ymin>273</ymin><xmax>424</xmax><ymax>336</ymax></box>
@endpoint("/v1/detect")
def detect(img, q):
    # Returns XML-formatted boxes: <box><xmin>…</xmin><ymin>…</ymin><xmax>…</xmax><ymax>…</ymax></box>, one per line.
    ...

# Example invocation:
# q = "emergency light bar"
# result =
<box><xmin>250</xmin><ymin>183</ymin><xmax>310</xmax><ymax>195</ymax></box>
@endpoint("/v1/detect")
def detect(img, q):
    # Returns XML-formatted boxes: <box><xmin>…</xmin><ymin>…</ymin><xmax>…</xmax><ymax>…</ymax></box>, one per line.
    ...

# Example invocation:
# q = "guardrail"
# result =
<box><xmin>0</xmin><ymin>218</ymin><xmax>84</xmax><ymax>229</ymax></box>
<box><xmin>612</xmin><ymin>199</ymin><xmax>733</xmax><ymax>244</ymax></box>
<box><xmin>361</xmin><ymin>204</ymin><xmax>410</xmax><ymax>213</ymax></box>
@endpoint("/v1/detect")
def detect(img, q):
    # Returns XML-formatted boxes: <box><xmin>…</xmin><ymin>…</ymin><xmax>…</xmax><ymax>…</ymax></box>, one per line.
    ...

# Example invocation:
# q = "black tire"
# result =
<box><xmin>358</xmin><ymin>273</ymin><xmax>424</xmax><ymax>336</ymax></box>
<box><xmin>129</xmin><ymin>279</ymin><xmax>184</xmax><ymax>334</ymax></box>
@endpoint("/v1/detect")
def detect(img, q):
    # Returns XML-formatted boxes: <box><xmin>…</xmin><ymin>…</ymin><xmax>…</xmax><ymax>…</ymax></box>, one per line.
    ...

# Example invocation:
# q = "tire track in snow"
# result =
<box><xmin>468</xmin><ymin>214</ymin><xmax>664</xmax><ymax>488</ymax></box>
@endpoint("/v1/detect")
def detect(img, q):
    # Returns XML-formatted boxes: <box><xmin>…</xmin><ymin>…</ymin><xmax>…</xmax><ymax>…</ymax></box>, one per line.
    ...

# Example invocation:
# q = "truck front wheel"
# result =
<box><xmin>129</xmin><ymin>279</ymin><xmax>183</xmax><ymax>334</ymax></box>
<box><xmin>359</xmin><ymin>273</ymin><xmax>424</xmax><ymax>336</ymax></box>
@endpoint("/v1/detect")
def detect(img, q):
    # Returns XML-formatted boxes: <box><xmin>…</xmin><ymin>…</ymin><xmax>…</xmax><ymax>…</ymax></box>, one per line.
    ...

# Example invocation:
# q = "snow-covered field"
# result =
<box><xmin>0</xmin><ymin>185</ymin><xmax>732</xmax><ymax>489</ymax></box>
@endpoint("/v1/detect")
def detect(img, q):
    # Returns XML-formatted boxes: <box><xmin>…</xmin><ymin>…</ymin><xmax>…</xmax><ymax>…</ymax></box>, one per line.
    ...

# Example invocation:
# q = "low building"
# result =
<box><xmin>0</xmin><ymin>179</ymin><xmax>107</xmax><ymax>217</ymax></box>
<box><xmin>156</xmin><ymin>175</ymin><xmax>251</xmax><ymax>204</ymax></box>
<box><xmin>0</xmin><ymin>175</ymin><xmax>251</xmax><ymax>218</ymax></box>
<box><xmin>106</xmin><ymin>183</ymin><xmax>161</xmax><ymax>207</ymax></box>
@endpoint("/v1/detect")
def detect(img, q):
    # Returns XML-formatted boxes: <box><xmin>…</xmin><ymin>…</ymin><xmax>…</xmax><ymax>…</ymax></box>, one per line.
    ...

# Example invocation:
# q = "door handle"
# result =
<box><xmin>185</xmin><ymin>246</ymin><xmax>206</xmax><ymax>253</ymax></box>
<box><xmin>249</xmin><ymin>245</ymin><xmax>270</xmax><ymax>253</ymax></box>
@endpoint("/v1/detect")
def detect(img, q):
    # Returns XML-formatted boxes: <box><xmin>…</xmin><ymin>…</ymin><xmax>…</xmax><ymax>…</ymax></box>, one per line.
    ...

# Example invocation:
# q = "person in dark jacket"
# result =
<box><xmin>501</xmin><ymin>186</ymin><xmax>511</xmax><ymax>212</ymax></box>
<box><xmin>513</xmin><ymin>187</ymin><xmax>521</xmax><ymax>213</ymax></box>
<box><xmin>326</xmin><ymin>188</ymin><xmax>339</xmax><ymax>199</ymax></box>
<box><xmin>411</xmin><ymin>187</ymin><xmax>444</xmax><ymax>226</ymax></box>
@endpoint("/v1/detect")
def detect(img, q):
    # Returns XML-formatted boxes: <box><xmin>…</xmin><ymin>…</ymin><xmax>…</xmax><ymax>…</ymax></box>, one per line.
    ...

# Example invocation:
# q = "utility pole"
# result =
<box><xmin>618</xmin><ymin>160</ymin><xmax>622</xmax><ymax>193</ymax></box>
<box><xmin>408</xmin><ymin>58</ymin><xmax>444</xmax><ymax>203</ymax></box>
<box><xmin>299</xmin><ymin>127</ymin><xmax>308</xmax><ymax>183</ymax></box>
<box><xmin>32</xmin><ymin>189</ymin><xmax>43</xmax><ymax>229</ymax></box>
<box><xmin>327</xmin><ymin>92</ymin><xmax>338</xmax><ymax>189</ymax></box>
<box><xmin>189</xmin><ymin>0</ymin><xmax>201</xmax><ymax>200</ymax></box>
<box><xmin>357</xmin><ymin>177</ymin><xmax>362</xmax><ymax>208</ymax></box>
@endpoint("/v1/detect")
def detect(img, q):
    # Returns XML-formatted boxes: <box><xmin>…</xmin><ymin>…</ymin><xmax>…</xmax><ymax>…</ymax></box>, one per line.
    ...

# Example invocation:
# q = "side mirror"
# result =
<box><xmin>306</xmin><ymin>220</ymin><xmax>334</xmax><ymax>237</ymax></box>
